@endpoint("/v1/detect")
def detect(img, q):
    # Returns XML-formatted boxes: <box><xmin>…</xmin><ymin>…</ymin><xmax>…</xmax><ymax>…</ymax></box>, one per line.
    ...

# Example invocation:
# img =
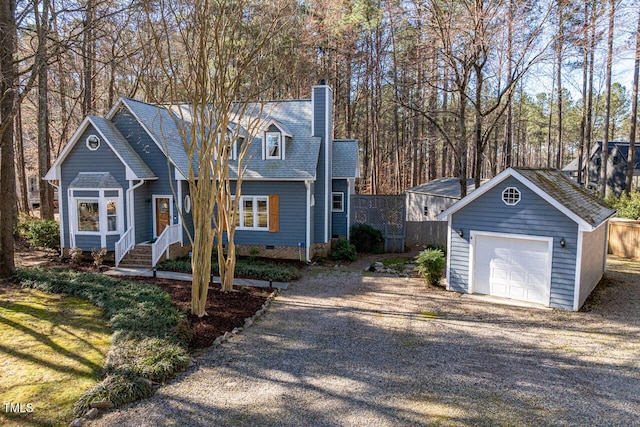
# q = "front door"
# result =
<box><xmin>154</xmin><ymin>197</ymin><xmax>171</xmax><ymax>237</ymax></box>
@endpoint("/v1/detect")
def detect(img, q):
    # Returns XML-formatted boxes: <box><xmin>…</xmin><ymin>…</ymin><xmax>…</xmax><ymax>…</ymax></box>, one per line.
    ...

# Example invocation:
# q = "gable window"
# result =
<box><xmin>238</xmin><ymin>196</ymin><xmax>269</xmax><ymax>230</ymax></box>
<box><xmin>265</xmin><ymin>132</ymin><xmax>281</xmax><ymax>159</ymax></box>
<box><xmin>86</xmin><ymin>135</ymin><xmax>100</xmax><ymax>151</ymax></box>
<box><xmin>502</xmin><ymin>187</ymin><xmax>521</xmax><ymax>206</ymax></box>
<box><xmin>332</xmin><ymin>192</ymin><xmax>344</xmax><ymax>212</ymax></box>
<box><xmin>423</xmin><ymin>206</ymin><xmax>429</xmax><ymax>216</ymax></box>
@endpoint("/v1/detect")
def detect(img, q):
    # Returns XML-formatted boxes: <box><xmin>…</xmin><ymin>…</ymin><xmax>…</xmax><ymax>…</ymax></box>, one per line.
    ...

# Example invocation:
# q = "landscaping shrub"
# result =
<box><xmin>415</xmin><ymin>248</ymin><xmax>445</xmax><ymax>286</ymax></box>
<box><xmin>157</xmin><ymin>257</ymin><xmax>302</xmax><ymax>282</ymax></box>
<box><xmin>18</xmin><ymin>215</ymin><xmax>60</xmax><ymax>251</ymax></box>
<box><xmin>606</xmin><ymin>192</ymin><xmax>640</xmax><ymax>219</ymax></box>
<box><xmin>349</xmin><ymin>223</ymin><xmax>384</xmax><ymax>253</ymax></box>
<box><xmin>18</xmin><ymin>268</ymin><xmax>190</xmax><ymax>415</ymax></box>
<box><xmin>331</xmin><ymin>239</ymin><xmax>357</xmax><ymax>261</ymax></box>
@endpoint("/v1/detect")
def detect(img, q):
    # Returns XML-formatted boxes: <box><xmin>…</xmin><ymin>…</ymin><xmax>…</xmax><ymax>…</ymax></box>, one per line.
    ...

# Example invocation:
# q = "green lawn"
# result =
<box><xmin>0</xmin><ymin>286</ymin><xmax>111</xmax><ymax>427</ymax></box>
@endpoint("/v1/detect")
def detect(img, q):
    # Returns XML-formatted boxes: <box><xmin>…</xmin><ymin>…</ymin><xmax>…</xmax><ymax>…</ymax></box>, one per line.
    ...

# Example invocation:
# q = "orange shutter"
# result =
<box><xmin>269</xmin><ymin>194</ymin><xmax>279</xmax><ymax>233</ymax></box>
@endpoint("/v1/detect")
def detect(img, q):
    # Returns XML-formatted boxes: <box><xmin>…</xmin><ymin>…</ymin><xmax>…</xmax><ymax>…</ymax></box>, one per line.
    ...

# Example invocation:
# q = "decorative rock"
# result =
<box><xmin>84</xmin><ymin>408</ymin><xmax>100</xmax><ymax>419</ymax></box>
<box><xmin>223</xmin><ymin>331</ymin><xmax>233</xmax><ymax>340</ymax></box>
<box><xmin>374</xmin><ymin>262</ymin><xmax>384</xmax><ymax>269</ymax></box>
<box><xmin>232</xmin><ymin>327</ymin><xmax>242</xmax><ymax>334</ymax></box>
<box><xmin>244</xmin><ymin>318</ymin><xmax>254</xmax><ymax>328</ymax></box>
<box><xmin>213</xmin><ymin>336</ymin><xmax>224</xmax><ymax>346</ymax></box>
<box><xmin>69</xmin><ymin>417</ymin><xmax>86</xmax><ymax>427</ymax></box>
<box><xmin>90</xmin><ymin>400</ymin><xmax>114</xmax><ymax>410</ymax></box>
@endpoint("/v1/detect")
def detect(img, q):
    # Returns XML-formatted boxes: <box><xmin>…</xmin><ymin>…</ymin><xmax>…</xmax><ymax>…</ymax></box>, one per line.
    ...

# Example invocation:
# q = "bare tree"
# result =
<box><xmin>143</xmin><ymin>0</ymin><xmax>292</xmax><ymax>316</ymax></box>
<box><xmin>0</xmin><ymin>0</ymin><xmax>17</xmax><ymax>277</ymax></box>
<box><xmin>599</xmin><ymin>0</ymin><xmax>615</xmax><ymax>196</ymax></box>
<box><xmin>625</xmin><ymin>8</ymin><xmax>640</xmax><ymax>195</ymax></box>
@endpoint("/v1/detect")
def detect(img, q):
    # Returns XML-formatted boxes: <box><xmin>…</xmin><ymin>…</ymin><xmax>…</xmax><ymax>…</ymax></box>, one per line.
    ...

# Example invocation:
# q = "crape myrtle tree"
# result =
<box><xmin>141</xmin><ymin>0</ymin><xmax>293</xmax><ymax>316</ymax></box>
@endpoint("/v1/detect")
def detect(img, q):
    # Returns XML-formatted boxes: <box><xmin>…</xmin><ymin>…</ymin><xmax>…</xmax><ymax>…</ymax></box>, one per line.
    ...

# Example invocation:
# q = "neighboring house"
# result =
<box><xmin>44</xmin><ymin>84</ymin><xmax>359</xmax><ymax>266</ymax></box>
<box><xmin>563</xmin><ymin>141</ymin><xmax>640</xmax><ymax>194</ymax></box>
<box><xmin>438</xmin><ymin>167</ymin><xmax>616</xmax><ymax>311</ymax></box>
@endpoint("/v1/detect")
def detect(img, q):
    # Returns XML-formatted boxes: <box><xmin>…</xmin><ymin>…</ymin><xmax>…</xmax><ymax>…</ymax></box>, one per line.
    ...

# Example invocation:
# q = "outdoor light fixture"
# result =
<box><xmin>458</xmin><ymin>229</ymin><xmax>464</xmax><ymax>238</ymax></box>
<box><xmin>560</xmin><ymin>237</ymin><xmax>566</xmax><ymax>248</ymax></box>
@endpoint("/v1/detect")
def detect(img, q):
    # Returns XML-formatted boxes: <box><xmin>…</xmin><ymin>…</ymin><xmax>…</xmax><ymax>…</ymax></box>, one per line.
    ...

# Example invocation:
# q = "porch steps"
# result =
<box><xmin>118</xmin><ymin>244</ymin><xmax>152</xmax><ymax>268</ymax></box>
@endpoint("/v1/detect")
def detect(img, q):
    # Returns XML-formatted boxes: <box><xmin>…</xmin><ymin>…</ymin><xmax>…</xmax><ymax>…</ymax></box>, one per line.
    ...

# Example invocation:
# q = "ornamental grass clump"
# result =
<box><xmin>18</xmin><ymin>268</ymin><xmax>190</xmax><ymax>416</ymax></box>
<box><xmin>415</xmin><ymin>248</ymin><xmax>446</xmax><ymax>286</ymax></box>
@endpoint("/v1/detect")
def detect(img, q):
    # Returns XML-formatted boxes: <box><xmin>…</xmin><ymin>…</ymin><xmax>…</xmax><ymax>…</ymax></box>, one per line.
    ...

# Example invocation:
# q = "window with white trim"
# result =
<box><xmin>238</xmin><ymin>196</ymin><xmax>269</xmax><ymax>230</ymax></box>
<box><xmin>106</xmin><ymin>199</ymin><xmax>118</xmax><ymax>231</ymax></box>
<box><xmin>77</xmin><ymin>199</ymin><xmax>100</xmax><ymax>232</ymax></box>
<box><xmin>73</xmin><ymin>193</ymin><xmax>121</xmax><ymax>235</ymax></box>
<box><xmin>86</xmin><ymin>135</ymin><xmax>100</xmax><ymax>150</ymax></box>
<box><xmin>331</xmin><ymin>192</ymin><xmax>344</xmax><ymax>212</ymax></box>
<box><xmin>502</xmin><ymin>187</ymin><xmax>521</xmax><ymax>205</ymax></box>
<box><xmin>265</xmin><ymin>132</ymin><xmax>282</xmax><ymax>159</ymax></box>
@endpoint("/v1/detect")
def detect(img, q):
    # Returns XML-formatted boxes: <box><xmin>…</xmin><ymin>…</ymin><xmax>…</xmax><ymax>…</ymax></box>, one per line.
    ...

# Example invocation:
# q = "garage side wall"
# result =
<box><xmin>578</xmin><ymin>221</ymin><xmax>608</xmax><ymax>308</ymax></box>
<box><xmin>449</xmin><ymin>176</ymin><xmax>578</xmax><ymax>309</ymax></box>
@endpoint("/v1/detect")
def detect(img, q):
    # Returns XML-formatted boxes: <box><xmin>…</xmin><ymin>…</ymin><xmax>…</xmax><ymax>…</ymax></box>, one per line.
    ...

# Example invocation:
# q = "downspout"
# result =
<box><xmin>305</xmin><ymin>180</ymin><xmax>312</xmax><ymax>262</ymax></box>
<box><xmin>127</xmin><ymin>179</ymin><xmax>145</xmax><ymax>242</ymax></box>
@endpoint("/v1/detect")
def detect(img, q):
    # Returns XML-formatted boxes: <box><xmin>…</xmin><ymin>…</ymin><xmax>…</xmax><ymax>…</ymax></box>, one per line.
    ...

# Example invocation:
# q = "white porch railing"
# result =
<box><xmin>115</xmin><ymin>227</ymin><xmax>135</xmax><ymax>267</ymax></box>
<box><xmin>152</xmin><ymin>224</ymin><xmax>182</xmax><ymax>267</ymax></box>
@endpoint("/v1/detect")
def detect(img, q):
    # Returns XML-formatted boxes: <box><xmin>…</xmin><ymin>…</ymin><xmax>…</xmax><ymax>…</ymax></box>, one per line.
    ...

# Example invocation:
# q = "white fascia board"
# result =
<box><xmin>45</xmin><ymin>117</ymin><xmax>93</xmax><ymax>180</ymax></box>
<box><xmin>175</xmin><ymin>167</ymin><xmax>186</xmax><ymax>181</ymax></box>
<box><xmin>437</xmin><ymin>169</ymin><xmax>513</xmax><ymax>221</ymax></box>
<box><xmin>86</xmin><ymin>117</ymin><xmax>142</xmax><ymax>181</ymax></box>
<box><xmin>436</xmin><ymin>168</ymin><xmax>598</xmax><ymax>232</ymax></box>
<box><xmin>262</xmin><ymin>119</ymin><xmax>293</xmax><ymax>138</ymax></box>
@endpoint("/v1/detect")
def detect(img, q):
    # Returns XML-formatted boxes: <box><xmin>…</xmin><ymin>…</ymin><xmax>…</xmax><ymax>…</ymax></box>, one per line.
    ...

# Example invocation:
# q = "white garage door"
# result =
<box><xmin>473</xmin><ymin>234</ymin><xmax>551</xmax><ymax>305</ymax></box>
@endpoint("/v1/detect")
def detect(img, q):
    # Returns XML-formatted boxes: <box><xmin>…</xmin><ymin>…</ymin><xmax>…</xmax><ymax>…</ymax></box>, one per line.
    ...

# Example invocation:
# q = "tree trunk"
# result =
<box><xmin>83</xmin><ymin>0</ymin><xmax>94</xmax><ymax>115</ymax></box>
<box><xmin>14</xmin><ymin>105</ymin><xmax>28</xmax><ymax>213</ymax></box>
<box><xmin>625</xmin><ymin>9</ymin><xmax>640</xmax><ymax>194</ymax></box>
<box><xmin>556</xmin><ymin>0</ymin><xmax>564</xmax><ymax>170</ymax></box>
<box><xmin>0</xmin><ymin>0</ymin><xmax>17</xmax><ymax>277</ymax></box>
<box><xmin>504</xmin><ymin>0</ymin><xmax>514</xmax><ymax>169</ymax></box>
<box><xmin>599</xmin><ymin>0</ymin><xmax>615</xmax><ymax>196</ymax></box>
<box><xmin>37</xmin><ymin>0</ymin><xmax>54</xmax><ymax>220</ymax></box>
<box><xmin>585</xmin><ymin>0</ymin><xmax>597</xmax><ymax>187</ymax></box>
<box><xmin>577</xmin><ymin>0</ymin><xmax>589</xmax><ymax>185</ymax></box>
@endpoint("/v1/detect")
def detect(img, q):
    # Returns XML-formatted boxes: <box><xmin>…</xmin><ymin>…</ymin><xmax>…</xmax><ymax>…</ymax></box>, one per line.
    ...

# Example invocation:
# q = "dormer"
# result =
<box><xmin>262</xmin><ymin>119</ymin><xmax>293</xmax><ymax>160</ymax></box>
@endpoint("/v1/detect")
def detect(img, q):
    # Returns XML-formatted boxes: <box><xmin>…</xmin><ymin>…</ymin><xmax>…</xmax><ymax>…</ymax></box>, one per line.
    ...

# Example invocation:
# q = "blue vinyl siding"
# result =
<box><xmin>133</xmin><ymin>183</ymin><xmax>149</xmax><ymax>243</ymax></box>
<box><xmin>180</xmin><ymin>181</ymin><xmax>193</xmax><ymax>244</ymax></box>
<box><xmin>112</xmin><ymin>109</ymin><xmax>178</xmax><ymax>239</ymax></box>
<box><xmin>60</xmin><ymin>125</ymin><xmax>128</xmax><ymax>250</ymax></box>
<box><xmin>225</xmin><ymin>181</ymin><xmax>307</xmax><ymax>246</ymax></box>
<box><xmin>449</xmin><ymin>176</ymin><xmax>578</xmax><ymax>310</ymax></box>
<box><xmin>331</xmin><ymin>179</ymin><xmax>348</xmax><ymax>237</ymax></box>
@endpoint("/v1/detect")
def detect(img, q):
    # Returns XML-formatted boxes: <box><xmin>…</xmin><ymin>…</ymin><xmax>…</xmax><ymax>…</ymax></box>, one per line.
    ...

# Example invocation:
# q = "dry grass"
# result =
<box><xmin>0</xmin><ymin>285</ymin><xmax>110</xmax><ymax>427</ymax></box>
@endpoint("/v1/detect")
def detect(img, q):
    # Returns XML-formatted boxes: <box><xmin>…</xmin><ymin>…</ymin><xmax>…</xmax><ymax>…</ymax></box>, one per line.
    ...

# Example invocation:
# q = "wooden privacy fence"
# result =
<box><xmin>405</xmin><ymin>221</ymin><xmax>448</xmax><ymax>247</ymax></box>
<box><xmin>608</xmin><ymin>218</ymin><xmax>640</xmax><ymax>259</ymax></box>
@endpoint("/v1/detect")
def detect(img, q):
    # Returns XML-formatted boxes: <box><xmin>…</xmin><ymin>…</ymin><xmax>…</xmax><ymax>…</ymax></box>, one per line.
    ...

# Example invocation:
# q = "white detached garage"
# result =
<box><xmin>438</xmin><ymin>168</ymin><xmax>616</xmax><ymax>311</ymax></box>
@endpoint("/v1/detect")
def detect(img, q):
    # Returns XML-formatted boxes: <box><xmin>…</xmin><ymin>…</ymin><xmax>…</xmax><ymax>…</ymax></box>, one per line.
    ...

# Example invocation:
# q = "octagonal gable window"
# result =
<box><xmin>86</xmin><ymin>135</ymin><xmax>100</xmax><ymax>151</ymax></box>
<box><xmin>502</xmin><ymin>187</ymin><xmax>521</xmax><ymax>206</ymax></box>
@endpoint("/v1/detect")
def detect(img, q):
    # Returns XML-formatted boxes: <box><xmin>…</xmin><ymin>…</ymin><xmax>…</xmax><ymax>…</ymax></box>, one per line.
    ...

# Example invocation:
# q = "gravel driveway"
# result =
<box><xmin>93</xmin><ymin>257</ymin><xmax>640</xmax><ymax>426</ymax></box>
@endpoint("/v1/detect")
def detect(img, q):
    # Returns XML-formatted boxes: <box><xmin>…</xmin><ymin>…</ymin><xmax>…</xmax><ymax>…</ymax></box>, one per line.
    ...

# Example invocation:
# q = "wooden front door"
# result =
<box><xmin>155</xmin><ymin>197</ymin><xmax>170</xmax><ymax>237</ymax></box>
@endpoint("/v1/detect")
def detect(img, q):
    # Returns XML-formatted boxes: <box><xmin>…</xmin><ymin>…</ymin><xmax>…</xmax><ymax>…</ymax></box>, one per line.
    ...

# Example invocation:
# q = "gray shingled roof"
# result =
<box><xmin>232</xmin><ymin>100</ymin><xmax>320</xmax><ymax>180</ymax></box>
<box><xmin>332</xmin><ymin>139</ymin><xmax>359</xmax><ymax>178</ymax></box>
<box><xmin>89</xmin><ymin>116</ymin><xmax>156</xmax><ymax>180</ymax></box>
<box><xmin>123</xmin><ymin>98</ymin><xmax>322</xmax><ymax>180</ymax></box>
<box><xmin>406</xmin><ymin>178</ymin><xmax>479</xmax><ymax>198</ymax></box>
<box><xmin>69</xmin><ymin>172</ymin><xmax>122</xmax><ymax>188</ymax></box>
<box><xmin>121</xmin><ymin>98</ymin><xmax>192</xmax><ymax>177</ymax></box>
<box><xmin>514</xmin><ymin>168</ymin><xmax>616</xmax><ymax>227</ymax></box>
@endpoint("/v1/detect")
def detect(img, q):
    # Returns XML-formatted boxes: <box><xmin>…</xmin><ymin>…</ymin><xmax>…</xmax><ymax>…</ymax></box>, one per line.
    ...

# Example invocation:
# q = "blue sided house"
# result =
<box><xmin>44</xmin><ymin>85</ymin><xmax>359</xmax><ymax>266</ymax></box>
<box><xmin>438</xmin><ymin>168</ymin><xmax>616</xmax><ymax>311</ymax></box>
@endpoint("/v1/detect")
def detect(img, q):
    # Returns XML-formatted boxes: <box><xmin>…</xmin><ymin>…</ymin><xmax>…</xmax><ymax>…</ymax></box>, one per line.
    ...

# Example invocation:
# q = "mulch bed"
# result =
<box><xmin>25</xmin><ymin>252</ymin><xmax>271</xmax><ymax>350</ymax></box>
<box><xmin>129</xmin><ymin>277</ymin><xmax>271</xmax><ymax>349</ymax></box>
